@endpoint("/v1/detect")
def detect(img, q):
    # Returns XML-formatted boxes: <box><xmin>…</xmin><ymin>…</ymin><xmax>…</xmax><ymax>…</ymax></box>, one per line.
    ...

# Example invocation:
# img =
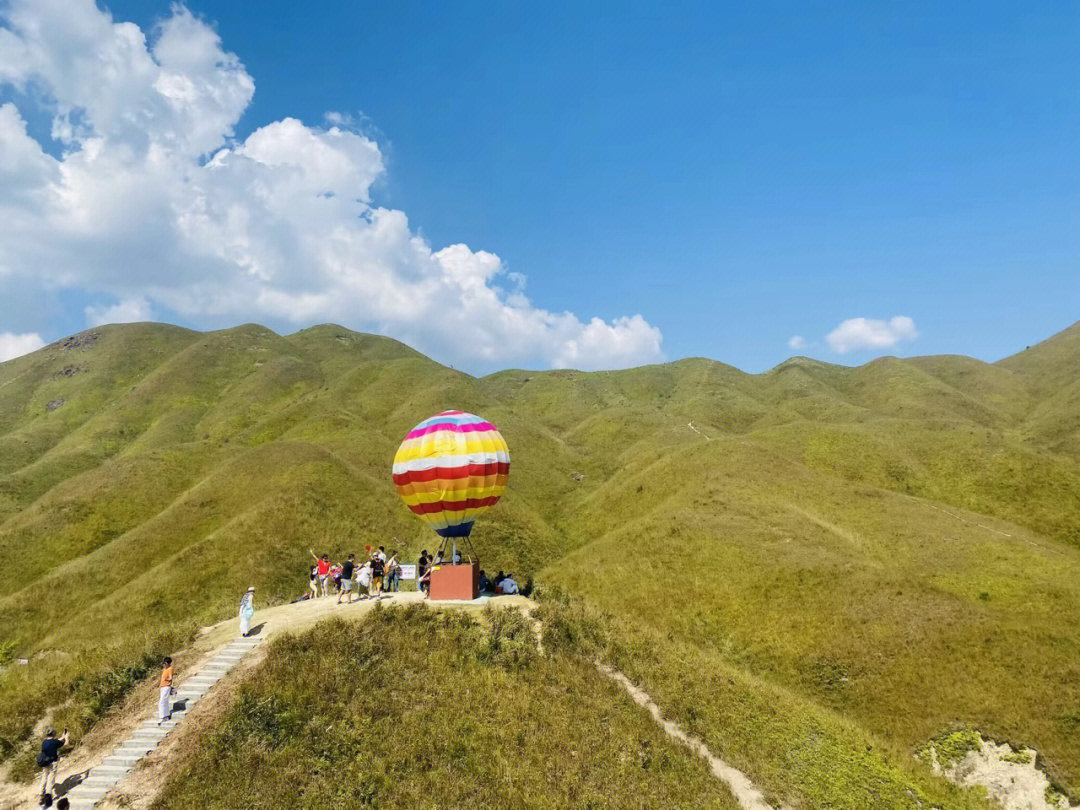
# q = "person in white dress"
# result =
<box><xmin>239</xmin><ymin>587</ymin><xmax>255</xmax><ymax>636</ymax></box>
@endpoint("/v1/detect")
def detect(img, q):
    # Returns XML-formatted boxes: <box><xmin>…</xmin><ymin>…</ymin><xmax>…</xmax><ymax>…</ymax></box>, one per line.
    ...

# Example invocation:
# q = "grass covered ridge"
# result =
<box><xmin>1</xmin><ymin>320</ymin><xmax>1080</xmax><ymax>802</ymax></box>
<box><xmin>151</xmin><ymin>605</ymin><xmax>740</xmax><ymax>809</ymax></box>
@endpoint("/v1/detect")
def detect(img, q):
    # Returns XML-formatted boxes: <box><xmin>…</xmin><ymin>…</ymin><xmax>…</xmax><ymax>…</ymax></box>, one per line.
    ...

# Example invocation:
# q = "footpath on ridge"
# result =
<box><xmin>61</xmin><ymin>634</ymin><xmax>263</xmax><ymax>810</ymax></box>
<box><xmin>39</xmin><ymin>592</ymin><xmax>468</xmax><ymax>809</ymax></box>
<box><xmin>28</xmin><ymin>590</ymin><xmax>775</xmax><ymax>810</ymax></box>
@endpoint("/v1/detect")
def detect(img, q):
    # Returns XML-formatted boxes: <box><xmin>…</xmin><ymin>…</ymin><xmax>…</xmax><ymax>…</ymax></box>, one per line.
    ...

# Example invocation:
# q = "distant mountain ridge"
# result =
<box><xmin>1</xmin><ymin>318</ymin><xmax>1079</xmax><ymax>802</ymax></box>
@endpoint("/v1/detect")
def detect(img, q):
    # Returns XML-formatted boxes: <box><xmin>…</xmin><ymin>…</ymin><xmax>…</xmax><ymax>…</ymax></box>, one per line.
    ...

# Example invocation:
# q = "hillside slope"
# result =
<box><xmin>1</xmin><ymin>320</ymin><xmax>1079</xmax><ymax>806</ymax></box>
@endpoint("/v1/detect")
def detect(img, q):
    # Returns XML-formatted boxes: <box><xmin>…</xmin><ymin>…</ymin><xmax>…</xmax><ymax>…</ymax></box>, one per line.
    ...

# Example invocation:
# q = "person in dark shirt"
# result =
<box><xmin>370</xmin><ymin>553</ymin><xmax>384</xmax><ymax>596</ymax></box>
<box><xmin>37</xmin><ymin>727</ymin><xmax>67</xmax><ymax>796</ymax></box>
<box><xmin>338</xmin><ymin>554</ymin><xmax>356</xmax><ymax>604</ymax></box>
<box><xmin>478</xmin><ymin>570</ymin><xmax>492</xmax><ymax>594</ymax></box>
<box><xmin>417</xmin><ymin>551</ymin><xmax>430</xmax><ymax>594</ymax></box>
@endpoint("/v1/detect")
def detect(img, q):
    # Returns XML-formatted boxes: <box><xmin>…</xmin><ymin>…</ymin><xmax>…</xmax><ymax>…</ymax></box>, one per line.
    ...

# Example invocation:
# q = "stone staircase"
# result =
<box><xmin>61</xmin><ymin>634</ymin><xmax>262</xmax><ymax>809</ymax></box>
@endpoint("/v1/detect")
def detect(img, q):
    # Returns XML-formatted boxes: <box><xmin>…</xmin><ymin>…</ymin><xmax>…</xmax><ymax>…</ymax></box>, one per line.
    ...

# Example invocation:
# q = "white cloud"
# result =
<box><xmin>0</xmin><ymin>0</ymin><xmax>663</xmax><ymax>371</ymax></box>
<box><xmin>825</xmin><ymin>316</ymin><xmax>918</xmax><ymax>354</ymax></box>
<box><xmin>0</xmin><ymin>331</ymin><xmax>44</xmax><ymax>361</ymax></box>
<box><xmin>86</xmin><ymin>296</ymin><xmax>152</xmax><ymax>325</ymax></box>
<box><xmin>787</xmin><ymin>335</ymin><xmax>807</xmax><ymax>350</ymax></box>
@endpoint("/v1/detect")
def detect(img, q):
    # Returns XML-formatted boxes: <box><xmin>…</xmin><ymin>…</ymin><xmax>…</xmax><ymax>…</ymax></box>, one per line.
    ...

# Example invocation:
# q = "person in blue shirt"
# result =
<box><xmin>37</xmin><ymin>727</ymin><xmax>67</xmax><ymax>796</ymax></box>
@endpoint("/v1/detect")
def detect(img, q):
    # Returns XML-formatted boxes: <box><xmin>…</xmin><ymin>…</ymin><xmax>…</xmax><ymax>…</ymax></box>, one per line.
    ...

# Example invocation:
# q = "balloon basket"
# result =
<box><xmin>429</xmin><ymin>561</ymin><xmax>479</xmax><ymax>601</ymax></box>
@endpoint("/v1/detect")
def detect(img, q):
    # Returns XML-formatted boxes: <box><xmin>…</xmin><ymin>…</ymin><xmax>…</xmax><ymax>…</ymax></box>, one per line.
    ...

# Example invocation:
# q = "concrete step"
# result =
<box><xmin>117</xmin><ymin>745</ymin><xmax>154</xmax><ymax>757</ymax></box>
<box><xmin>102</xmin><ymin>748</ymin><xmax>143</xmax><ymax>760</ymax></box>
<box><xmin>122</xmin><ymin>737</ymin><xmax>160</xmax><ymax>750</ymax></box>
<box><xmin>67</xmin><ymin>786</ymin><xmax>109</xmax><ymax>803</ymax></box>
<box><xmin>99</xmin><ymin>753</ymin><xmax>142</xmax><ymax>767</ymax></box>
<box><xmin>87</xmin><ymin>767</ymin><xmax>128</xmax><ymax>779</ymax></box>
<box><xmin>130</xmin><ymin>728</ymin><xmax>166</xmax><ymax>740</ymax></box>
<box><xmin>78</xmin><ymin>776</ymin><xmax>118</xmax><ymax>790</ymax></box>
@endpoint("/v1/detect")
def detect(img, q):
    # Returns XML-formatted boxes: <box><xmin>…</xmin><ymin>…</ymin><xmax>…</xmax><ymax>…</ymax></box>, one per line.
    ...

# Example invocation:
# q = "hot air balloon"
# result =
<box><xmin>392</xmin><ymin>410</ymin><xmax>509</xmax><ymax>599</ymax></box>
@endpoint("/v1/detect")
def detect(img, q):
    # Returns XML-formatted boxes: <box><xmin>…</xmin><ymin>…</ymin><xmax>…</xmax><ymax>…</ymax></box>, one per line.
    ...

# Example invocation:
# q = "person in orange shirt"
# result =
<box><xmin>157</xmin><ymin>657</ymin><xmax>175</xmax><ymax>725</ymax></box>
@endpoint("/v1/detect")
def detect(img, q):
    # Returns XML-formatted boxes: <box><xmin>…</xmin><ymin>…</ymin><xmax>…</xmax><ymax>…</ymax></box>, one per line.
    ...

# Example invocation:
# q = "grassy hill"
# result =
<box><xmin>1</xmin><ymin>319</ymin><xmax>1079</xmax><ymax>807</ymax></box>
<box><xmin>151</xmin><ymin>606</ymin><xmax>743</xmax><ymax>810</ymax></box>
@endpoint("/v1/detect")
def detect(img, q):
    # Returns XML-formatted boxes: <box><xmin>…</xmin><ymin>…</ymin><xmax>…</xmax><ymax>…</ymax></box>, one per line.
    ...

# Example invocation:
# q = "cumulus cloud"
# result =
<box><xmin>787</xmin><ymin>335</ymin><xmax>807</xmax><ymax>350</ymax></box>
<box><xmin>86</xmin><ymin>296</ymin><xmax>153</xmax><ymax>326</ymax></box>
<box><xmin>0</xmin><ymin>331</ymin><xmax>45</xmax><ymax>361</ymax></box>
<box><xmin>0</xmin><ymin>0</ymin><xmax>663</xmax><ymax>371</ymax></box>
<box><xmin>825</xmin><ymin>316</ymin><xmax>918</xmax><ymax>354</ymax></box>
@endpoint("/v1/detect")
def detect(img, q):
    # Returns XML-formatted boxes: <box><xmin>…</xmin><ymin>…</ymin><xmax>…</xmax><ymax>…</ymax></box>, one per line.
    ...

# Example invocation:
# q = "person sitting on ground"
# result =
<box><xmin>310</xmin><ymin>549</ymin><xmax>332</xmax><ymax>597</ymax></box>
<box><xmin>356</xmin><ymin>560</ymin><xmax>372</xmax><ymax>599</ymax></box>
<box><xmin>501</xmin><ymin>574</ymin><xmax>520</xmax><ymax>595</ymax></box>
<box><xmin>338</xmin><ymin>554</ymin><xmax>356</xmax><ymax>604</ymax></box>
<box><xmin>492</xmin><ymin>570</ymin><xmax>507</xmax><ymax>593</ymax></box>
<box><xmin>370</xmin><ymin>552</ymin><xmax>384</xmax><ymax>595</ymax></box>
<box><xmin>157</xmin><ymin>658</ymin><xmax>175</xmax><ymax>726</ymax></box>
<box><xmin>478</xmin><ymin>570</ymin><xmax>492</xmax><ymax>593</ymax></box>
<box><xmin>37</xmin><ymin>728</ymin><xmax>67</xmax><ymax>797</ymax></box>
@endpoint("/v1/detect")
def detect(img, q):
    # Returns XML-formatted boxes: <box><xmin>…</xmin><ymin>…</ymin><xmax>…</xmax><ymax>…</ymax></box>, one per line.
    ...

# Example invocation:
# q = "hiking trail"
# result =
<box><xmin>61</xmin><ymin>634</ymin><xmax>263</xmax><ymax>809</ymax></box>
<box><xmin>597</xmin><ymin>664</ymin><xmax>782</xmax><ymax>810</ymax></box>
<box><xmin>27</xmin><ymin>591</ymin><xmax>776</xmax><ymax>809</ymax></box>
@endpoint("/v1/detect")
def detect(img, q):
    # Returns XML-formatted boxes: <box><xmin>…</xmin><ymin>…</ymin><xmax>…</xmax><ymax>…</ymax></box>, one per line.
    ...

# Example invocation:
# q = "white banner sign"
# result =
<box><xmin>398</xmin><ymin>564</ymin><xmax>417</xmax><ymax>580</ymax></box>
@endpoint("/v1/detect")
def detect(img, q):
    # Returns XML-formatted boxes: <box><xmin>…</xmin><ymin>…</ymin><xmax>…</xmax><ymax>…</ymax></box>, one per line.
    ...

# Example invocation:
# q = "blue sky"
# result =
<box><xmin>0</xmin><ymin>1</ymin><xmax>1077</xmax><ymax>371</ymax></box>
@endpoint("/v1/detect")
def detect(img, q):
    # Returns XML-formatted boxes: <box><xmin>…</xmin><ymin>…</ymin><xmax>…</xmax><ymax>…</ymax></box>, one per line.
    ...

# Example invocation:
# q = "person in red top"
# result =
<box><xmin>309</xmin><ymin>548</ymin><xmax>332</xmax><ymax>597</ymax></box>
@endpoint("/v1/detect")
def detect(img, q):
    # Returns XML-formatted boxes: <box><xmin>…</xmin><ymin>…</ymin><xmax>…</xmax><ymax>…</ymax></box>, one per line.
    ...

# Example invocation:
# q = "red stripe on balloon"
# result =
<box><xmin>407</xmin><ymin>496</ymin><xmax>502</xmax><ymax>515</ymax></box>
<box><xmin>392</xmin><ymin>462</ymin><xmax>509</xmax><ymax>485</ymax></box>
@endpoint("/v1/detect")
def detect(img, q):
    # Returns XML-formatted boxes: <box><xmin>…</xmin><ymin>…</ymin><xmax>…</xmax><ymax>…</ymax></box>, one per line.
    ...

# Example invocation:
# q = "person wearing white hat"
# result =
<box><xmin>239</xmin><ymin>587</ymin><xmax>255</xmax><ymax>636</ymax></box>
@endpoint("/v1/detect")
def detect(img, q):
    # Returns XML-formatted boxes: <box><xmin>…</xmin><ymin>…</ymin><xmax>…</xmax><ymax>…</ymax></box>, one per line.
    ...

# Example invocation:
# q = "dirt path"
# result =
<box><xmin>18</xmin><ymin>591</ymin><xmax>528</xmax><ymax>810</ymax></box>
<box><xmin>597</xmin><ymin>664</ymin><xmax>781</xmax><ymax>810</ymax></box>
<box><xmin>6</xmin><ymin>592</ymin><xmax>765</xmax><ymax>809</ymax></box>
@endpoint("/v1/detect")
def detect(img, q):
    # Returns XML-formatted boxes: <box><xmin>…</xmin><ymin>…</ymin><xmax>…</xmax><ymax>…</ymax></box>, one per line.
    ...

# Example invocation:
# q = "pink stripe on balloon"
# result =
<box><xmin>405</xmin><ymin>421</ymin><xmax>496</xmax><ymax>440</ymax></box>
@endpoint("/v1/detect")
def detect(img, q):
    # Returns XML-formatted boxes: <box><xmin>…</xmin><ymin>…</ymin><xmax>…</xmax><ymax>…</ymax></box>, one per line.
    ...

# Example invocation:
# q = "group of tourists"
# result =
<box><xmin>479</xmin><ymin>569</ymin><xmax>521</xmax><ymax>595</ymax></box>
<box><xmin>307</xmin><ymin>546</ymin><xmax>403</xmax><ymax>603</ymax></box>
<box><xmin>34</xmin><ymin>549</ymin><xmax>526</xmax><ymax>807</ymax></box>
<box><xmin>303</xmin><ymin>547</ymin><xmax>524</xmax><ymax>599</ymax></box>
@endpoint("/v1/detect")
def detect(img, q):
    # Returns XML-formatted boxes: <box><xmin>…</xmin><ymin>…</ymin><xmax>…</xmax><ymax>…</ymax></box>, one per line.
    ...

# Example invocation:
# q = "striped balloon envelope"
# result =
<box><xmin>392</xmin><ymin>410</ymin><xmax>510</xmax><ymax>538</ymax></box>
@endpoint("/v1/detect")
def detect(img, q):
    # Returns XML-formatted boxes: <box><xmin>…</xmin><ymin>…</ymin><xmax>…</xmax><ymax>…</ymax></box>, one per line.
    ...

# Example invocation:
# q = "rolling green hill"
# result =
<box><xmin>2</xmin><ymin>319</ymin><xmax>1079</xmax><ymax>807</ymax></box>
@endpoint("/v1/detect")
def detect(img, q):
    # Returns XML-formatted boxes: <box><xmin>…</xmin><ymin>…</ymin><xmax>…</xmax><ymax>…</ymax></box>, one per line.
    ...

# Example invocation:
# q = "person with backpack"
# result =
<box><xmin>157</xmin><ymin>657</ymin><xmax>176</xmax><ymax>725</ymax></box>
<box><xmin>370</xmin><ymin>552</ymin><xmax>385</xmax><ymax>596</ymax></box>
<box><xmin>309</xmin><ymin>549</ymin><xmax>332</xmax><ymax>597</ymax></box>
<box><xmin>384</xmin><ymin>551</ymin><xmax>401</xmax><ymax>592</ymax></box>
<box><xmin>37</xmin><ymin>727</ymin><xmax>67</xmax><ymax>796</ymax></box>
